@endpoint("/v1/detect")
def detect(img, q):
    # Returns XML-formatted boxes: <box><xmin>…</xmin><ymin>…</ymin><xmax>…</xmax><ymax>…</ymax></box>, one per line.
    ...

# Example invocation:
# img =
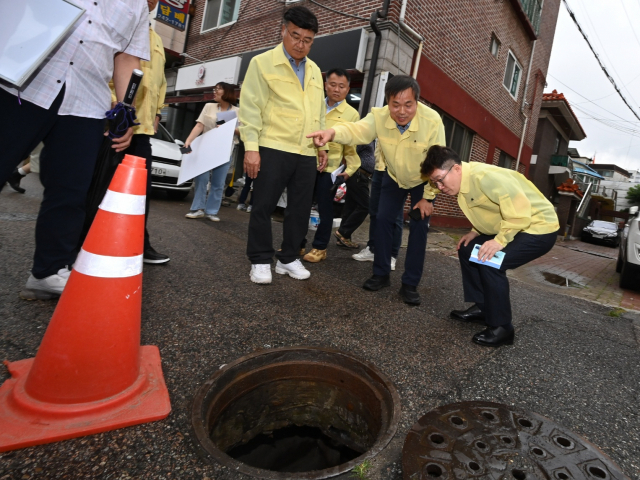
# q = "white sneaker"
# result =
<box><xmin>275</xmin><ymin>259</ymin><xmax>310</xmax><ymax>280</ymax></box>
<box><xmin>250</xmin><ymin>264</ymin><xmax>272</xmax><ymax>284</ymax></box>
<box><xmin>186</xmin><ymin>209</ymin><xmax>204</xmax><ymax>219</ymax></box>
<box><xmin>246</xmin><ymin>205</ymin><xmax>252</xmax><ymax>213</ymax></box>
<box><xmin>21</xmin><ymin>267</ymin><xmax>71</xmax><ymax>300</ymax></box>
<box><xmin>391</xmin><ymin>257</ymin><xmax>397</xmax><ymax>271</ymax></box>
<box><xmin>352</xmin><ymin>246</ymin><xmax>374</xmax><ymax>262</ymax></box>
<box><xmin>207</xmin><ymin>215</ymin><xmax>220</xmax><ymax>222</ymax></box>
<box><xmin>237</xmin><ymin>203</ymin><xmax>247</xmax><ymax>211</ymax></box>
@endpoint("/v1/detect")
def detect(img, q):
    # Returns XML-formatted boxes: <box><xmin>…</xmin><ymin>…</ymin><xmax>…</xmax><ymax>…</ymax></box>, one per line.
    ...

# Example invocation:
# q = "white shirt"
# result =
<box><xmin>0</xmin><ymin>0</ymin><xmax>149</xmax><ymax>119</ymax></box>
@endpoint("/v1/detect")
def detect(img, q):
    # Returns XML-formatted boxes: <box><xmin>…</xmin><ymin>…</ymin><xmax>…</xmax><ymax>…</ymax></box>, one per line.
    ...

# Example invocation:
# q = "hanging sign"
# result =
<box><xmin>156</xmin><ymin>0</ymin><xmax>190</xmax><ymax>31</ymax></box>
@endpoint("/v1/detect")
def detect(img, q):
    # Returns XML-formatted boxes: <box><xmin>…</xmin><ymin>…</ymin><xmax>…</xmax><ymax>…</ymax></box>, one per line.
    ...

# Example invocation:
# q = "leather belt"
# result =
<box><xmin>357</xmin><ymin>168</ymin><xmax>373</xmax><ymax>179</ymax></box>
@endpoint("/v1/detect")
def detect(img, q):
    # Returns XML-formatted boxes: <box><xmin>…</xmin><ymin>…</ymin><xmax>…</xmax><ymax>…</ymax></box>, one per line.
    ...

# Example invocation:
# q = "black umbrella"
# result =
<box><xmin>78</xmin><ymin>70</ymin><xmax>143</xmax><ymax>249</ymax></box>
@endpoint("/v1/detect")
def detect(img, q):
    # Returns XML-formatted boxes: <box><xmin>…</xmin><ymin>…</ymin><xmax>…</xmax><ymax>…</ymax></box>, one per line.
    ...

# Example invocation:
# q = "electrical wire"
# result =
<box><xmin>562</xmin><ymin>0</ymin><xmax>640</xmax><ymax>121</ymax></box>
<box><xmin>618</xmin><ymin>0</ymin><xmax>640</xmax><ymax>50</ymax></box>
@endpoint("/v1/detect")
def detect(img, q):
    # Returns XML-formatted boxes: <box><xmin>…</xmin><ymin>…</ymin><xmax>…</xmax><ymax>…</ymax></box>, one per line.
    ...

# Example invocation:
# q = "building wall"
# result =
<box><xmin>530</xmin><ymin>117</ymin><xmax>568</xmax><ymax>199</ymax></box>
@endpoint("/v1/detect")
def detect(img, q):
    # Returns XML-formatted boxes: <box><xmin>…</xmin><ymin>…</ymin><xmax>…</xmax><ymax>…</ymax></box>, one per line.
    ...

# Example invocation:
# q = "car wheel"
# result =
<box><xmin>167</xmin><ymin>190</ymin><xmax>190</xmax><ymax>200</ymax></box>
<box><xmin>619</xmin><ymin>259</ymin><xmax>637</xmax><ymax>290</ymax></box>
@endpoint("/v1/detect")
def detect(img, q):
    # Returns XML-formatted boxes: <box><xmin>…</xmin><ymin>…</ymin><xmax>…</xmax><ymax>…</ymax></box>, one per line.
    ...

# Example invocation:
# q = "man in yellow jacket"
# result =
<box><xmin>111</xmin><ymin>0</ymin><xmax>169</xmax><ymax>264</ymax></box>
<box><xmin>302</xmin><ymin>68</ymin><xmax>360</xmax><ymax>263</ymax></box>
<box><xmin>308</xmin><ymin>75</ymin><xmax>445</xmax><ymax>306</ymax></box>
<box><xmin>239</xmin><ymin>6</ymin><xmax>328</xmax><ymax>285</ymax></box>
<box><xmin>422</xmin><ymin>145</ymin><xmax>559</xmax><ymax>347</ymax></box>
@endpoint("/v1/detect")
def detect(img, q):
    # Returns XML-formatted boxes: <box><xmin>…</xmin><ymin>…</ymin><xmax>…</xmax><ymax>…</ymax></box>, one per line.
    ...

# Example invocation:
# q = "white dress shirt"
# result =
<box><xmin>0</xmin><ymin>0</ymin><xmax>150</xmax><ymax>119</ymax></box>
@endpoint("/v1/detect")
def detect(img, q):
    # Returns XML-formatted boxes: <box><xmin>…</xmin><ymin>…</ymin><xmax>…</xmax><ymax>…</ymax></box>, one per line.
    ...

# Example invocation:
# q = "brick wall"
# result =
<box><xmin>469</xmin><ymin>135</ymin><xmax>489</xmax><ymax>163</ymax></box>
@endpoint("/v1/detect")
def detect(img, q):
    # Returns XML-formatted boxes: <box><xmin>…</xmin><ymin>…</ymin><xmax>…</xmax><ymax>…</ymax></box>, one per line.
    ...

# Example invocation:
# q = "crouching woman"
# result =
<box><xmin>422</xmin><ymin>146</ymin><xmax>559</xmax><ymax>347</ymax></box>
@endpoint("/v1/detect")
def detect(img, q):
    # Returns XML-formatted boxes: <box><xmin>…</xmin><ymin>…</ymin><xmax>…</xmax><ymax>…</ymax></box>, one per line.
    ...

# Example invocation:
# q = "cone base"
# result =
<box><xmin>0</xmin><ymin>346</ymin><xmax>171</xmax><ymax>452</ymax></box>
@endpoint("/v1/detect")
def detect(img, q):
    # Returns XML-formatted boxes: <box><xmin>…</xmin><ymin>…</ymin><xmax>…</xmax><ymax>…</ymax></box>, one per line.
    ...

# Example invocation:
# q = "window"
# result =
<box><xmin>441</xmin><ymin>113</ymin><xmax>473</xmax><ymax>162</ymax></box>
<box><xmin>498</xmin><ymin>151</ymin><xmax>514</xmax><ymax>169</ymax></box>
<box><xmin>202</xmin><ymin>0</ymin><xmax>240</xmax><ymax>31</ymax></box>
<box><xmin>503</xmin><ymin>50</ymin><xmax>522</xmax><ymax>99</ymax></box>
<box><xmin>553</xmin><ymin>133</ymin><xmax>561</xmax><ymax>154</ymax></box>
<box><xmin>490</xmin><ymin>34</ymin><xmax>500</xmax><ymax>58</ymax></box>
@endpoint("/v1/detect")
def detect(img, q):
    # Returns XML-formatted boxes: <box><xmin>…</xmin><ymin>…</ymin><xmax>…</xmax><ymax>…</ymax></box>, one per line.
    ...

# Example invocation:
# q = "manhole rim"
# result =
<box><xmin>192</xmin><ymin>346</ymin><xmax>402</xmax><ymax>480</ymax></box>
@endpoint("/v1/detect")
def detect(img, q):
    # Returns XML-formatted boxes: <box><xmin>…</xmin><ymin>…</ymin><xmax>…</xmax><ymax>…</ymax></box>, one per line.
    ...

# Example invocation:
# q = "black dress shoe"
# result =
<box><xmin>399</xmin><ymin>283</ymin><xmax>420</xmax><ymax>305</ymax></box>
<box><xmin>472</xmin><ymin>325</ymin><xmax>514</xmax><ymax>347</ymax></box>
<box><xmin>450</xmin><ymin>304</ymin><xmax>486</xmax><ymax>323</ymax></box>
<box><xmin>143</xmin><ymin>246</ymin><xmax>170</xmax><ymax>264</ymax></box>
<box><xmin>8</xmin><ymin>169</ymin><xmax>26</xmax><ymax>194</ymax></box>
<box><xmin>363</xmin><ymin>274</ymin><xmax>390</xmax><ymax>291</ymax></box>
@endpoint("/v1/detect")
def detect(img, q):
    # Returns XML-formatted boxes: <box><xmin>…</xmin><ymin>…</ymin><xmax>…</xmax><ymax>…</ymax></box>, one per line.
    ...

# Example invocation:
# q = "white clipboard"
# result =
<box><xmin>0</xmin><ymin>0</ymin><xmax>85</xmax><ymax>87</ymax></box>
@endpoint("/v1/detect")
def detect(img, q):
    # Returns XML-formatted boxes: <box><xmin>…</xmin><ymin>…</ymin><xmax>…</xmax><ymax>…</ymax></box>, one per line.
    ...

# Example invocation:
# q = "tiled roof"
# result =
<box><xmin>542</xmin><ymin>89</ymin><xmax>587</xmax><ymax>138</ymax></box>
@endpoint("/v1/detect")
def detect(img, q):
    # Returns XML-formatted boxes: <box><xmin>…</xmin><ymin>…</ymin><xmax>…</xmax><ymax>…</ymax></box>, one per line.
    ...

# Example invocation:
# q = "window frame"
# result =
<box><xmin>498</xmin><ymin>151</ymin><xmax>515</xmax><ymax>170</ymax></box>
<box><xmin>200</xmin><ymin>0</ymin><xmax>240</xmax><ymax>33</ymax></box>
<box><xmin>502</xmin><ymin>50</ymin><xmax>522</xmax><ymax>100</ymax></box>
<box><xmin>490</xmin><ymin>34</ymin><xmax>500</xmax><ymax>59</ymax></box>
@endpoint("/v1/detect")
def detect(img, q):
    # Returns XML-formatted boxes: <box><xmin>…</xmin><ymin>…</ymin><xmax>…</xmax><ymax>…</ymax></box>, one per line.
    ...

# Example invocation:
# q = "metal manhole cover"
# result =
<box><xmin>402</xmin><ymin>401</ymin><xmax>629</xmax><ymax>479</ymax></box>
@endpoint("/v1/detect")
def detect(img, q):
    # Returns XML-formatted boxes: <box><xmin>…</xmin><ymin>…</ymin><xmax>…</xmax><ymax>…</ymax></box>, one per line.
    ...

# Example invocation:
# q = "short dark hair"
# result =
<box><xmin>385</xmin><ymin>75</ymin><xmax>420</xmax><ymax>102</ymax></box>
<box><xmin>326</xmin><ymin>68</ymin><xmax>351</xmax><ymax>83</ymax></box>
<box><xmin>215</xmin><ymin>82</ymin><xmax>237</xmax><ymax>104</ymax></box>
<box><xmin>283</xmin><ymin>6</ymin><xmax>319</xmax><ymax>34</ymax></box>
<box><xmin>421</xmin><ymin>145</ymin><xmax>461</xmax><ymax>176</ymax></box>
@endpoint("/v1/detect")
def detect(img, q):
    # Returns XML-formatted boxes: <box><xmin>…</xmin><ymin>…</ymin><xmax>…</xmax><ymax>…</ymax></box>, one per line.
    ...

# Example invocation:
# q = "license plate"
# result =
<box><xmin>151</xmin><ymin>167</ymin><xmax>166</xmax><ymax>176</ymax></box>
<box><xmin>592</xmin><ymin>234</ymin><xmax>604</xmax><ymax>239</ymax></box>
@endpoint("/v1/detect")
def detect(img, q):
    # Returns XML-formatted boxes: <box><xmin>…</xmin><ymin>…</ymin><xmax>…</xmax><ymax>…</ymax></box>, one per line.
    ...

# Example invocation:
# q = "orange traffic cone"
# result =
<box><xmin>0</xmin><ymin>155</ymin><xmax>171</xmax><ymax>452</ymax></box>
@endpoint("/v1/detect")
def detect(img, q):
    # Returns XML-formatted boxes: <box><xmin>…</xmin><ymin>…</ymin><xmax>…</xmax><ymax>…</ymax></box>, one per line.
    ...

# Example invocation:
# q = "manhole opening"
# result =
<box><xmin>588</xmin><ymin>466</ymin><xmax>607</xmax><ymax>479</ymax></box>
<box><xmin>512</xmin><ymin>469</ymin><xmax>527</xmax><ymax>479</ymax></box>
<box><xmin>518</xmin><ymin>418</ymin><xmax>533</xmax><ymax>428</ymax></box>
<box><xmin>554</xmin><ymin>436</ymin><xmax>574</xmax><ymax>449</ymax></box>
<box><xmin>555</xmin><ymin>473</ymin><xmax>570</xmax><ymax>480</ymax></box>
<box><xmin>192</xmin><ymin>347</ymin><xmax>400</xmax><ymax>479</ymax></box>
<box><xmin>425</xmin><ymin>464</ymin><xmax>443</xmax><ymax>477</ymax></box>
<box><xmin>542</xmin><ymin>272</ymin><xmax>583</xmax><ymax>288</ymax></box>
<box><xmin>429</xmin><ymin>433</ymin><xmax>445</xmax><ymax>445</ymax></box>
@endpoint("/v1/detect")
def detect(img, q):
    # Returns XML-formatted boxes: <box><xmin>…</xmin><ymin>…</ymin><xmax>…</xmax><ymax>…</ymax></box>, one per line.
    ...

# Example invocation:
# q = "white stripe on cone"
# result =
<box><xmin>99</xmin><ymin>190</ymin><xmax>146</xmax><ymax>215</ymax></box>
<box><xmin>74</xmin><ymin>249</ymin><xmax>143</xmax><ymax>278</ymax></box>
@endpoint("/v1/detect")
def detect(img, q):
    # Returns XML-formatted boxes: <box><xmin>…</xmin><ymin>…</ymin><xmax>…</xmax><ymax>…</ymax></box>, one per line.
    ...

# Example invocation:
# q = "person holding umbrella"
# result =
<box><xmin>183</xmin><ymin>83</ymin><xmax>240</xmax><ymax>222</ymax></box>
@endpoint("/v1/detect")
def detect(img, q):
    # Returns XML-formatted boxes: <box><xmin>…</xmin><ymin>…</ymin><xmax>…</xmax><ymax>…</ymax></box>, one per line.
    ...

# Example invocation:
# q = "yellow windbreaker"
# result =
<box><xmin>325</xmin><ymin>101</ymin><xmax>360</xmax><ymax>176</ymax></box>
<box><xmin>332</xmin><ymin>103</ymin><xmax>445</xmax><ymax>199</ymax></box>
<box><xmin>239</xmin><ymin>44</ymin><xmax>327</xmax><ymax>157</ymax></box>
<box><xmin>458</xmin><ymin>162</ymin><xmax>560</xmax><ymax>246</ymax></box>
<box><xmin>110</xmin><ymin>27</ymin><xmax>166</xmax><ymax>136</ymax></box>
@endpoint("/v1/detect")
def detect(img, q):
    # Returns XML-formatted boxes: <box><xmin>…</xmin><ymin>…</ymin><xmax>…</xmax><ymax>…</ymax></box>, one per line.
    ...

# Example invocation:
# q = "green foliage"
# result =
<box><xmin>351</xmin><ymin>459</ymin><xmax>373</xmax><ymax>480</ymax></box>
<box><xmin>607</xmin><ymin>308</ymin><xmax>626</xmax><ymax>317</ymax></box>
<box><xmin>626</xmin><ymin>184</ymin><xmax>640</xmax><ymax>205</ymax></box>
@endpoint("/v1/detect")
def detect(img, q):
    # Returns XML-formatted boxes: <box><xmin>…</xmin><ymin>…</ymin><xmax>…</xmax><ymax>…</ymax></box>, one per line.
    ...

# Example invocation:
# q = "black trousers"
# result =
<box><xmin>124</xmin><ymin>134</ymin><xmax>153</xmax><ymax>250</ymax></box>
<box><xmin>374</xmin><ymin>171</ymin><xmax>430</xmax><ymax>286</ymax></box>
<box><xmin>247</xmin><ymin>147</ymin><xmax>317</xmax><ymax>264</ymax></box>
<box><xmin>0</xmin><ymin>87</ymin><xmax>105</xmax><ymax>278</ymax></box>
<box><xmin>338</xmin><ymin>171</ymin><xmax>370</xmax><ymax>239</ymax></box>
<box><xmin>458</xmin><ymin>231</ymin><xmax>557</xmax><ymax>327</ymax></box>
<box><xmin>308</xmin><ymin>171</ymin><xmax>333</xmax><ymax>250</ymax></box>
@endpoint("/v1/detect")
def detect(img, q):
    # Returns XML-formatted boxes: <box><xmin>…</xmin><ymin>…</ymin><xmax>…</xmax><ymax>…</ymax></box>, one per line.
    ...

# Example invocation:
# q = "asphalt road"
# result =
<box><xmin>1</xmin><ymin>176</ymin><xmax>639</xmax><ymax>479</ymax></box>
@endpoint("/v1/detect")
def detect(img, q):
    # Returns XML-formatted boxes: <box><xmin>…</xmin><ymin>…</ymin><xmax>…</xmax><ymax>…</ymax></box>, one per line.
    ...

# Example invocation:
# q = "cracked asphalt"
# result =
<box><xmin>1</xmin><ymin>175</ymin><xmax>638</xmax><ymax>479</ymax></box>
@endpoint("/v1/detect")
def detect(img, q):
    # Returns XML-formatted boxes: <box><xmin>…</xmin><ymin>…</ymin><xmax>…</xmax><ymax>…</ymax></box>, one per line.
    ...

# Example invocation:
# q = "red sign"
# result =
<box><xmin>156</xmin><ymin>0</ymin><xmax>190</xmax><ymax>31</ymax></box>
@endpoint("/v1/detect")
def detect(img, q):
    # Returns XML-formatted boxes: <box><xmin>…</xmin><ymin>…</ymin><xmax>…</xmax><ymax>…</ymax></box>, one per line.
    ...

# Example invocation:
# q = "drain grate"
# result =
<box><xmin>402</xmin><ymin>401</ymin><xmax>629</xmax><ymax>479</ymax></box>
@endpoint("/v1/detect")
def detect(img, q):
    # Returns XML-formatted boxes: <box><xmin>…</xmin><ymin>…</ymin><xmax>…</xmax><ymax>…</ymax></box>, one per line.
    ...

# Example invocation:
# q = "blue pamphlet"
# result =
<box><xmin>470</xmin><ymin>243</ymin><xmax>505</xmax><ymax>269</ymax></box>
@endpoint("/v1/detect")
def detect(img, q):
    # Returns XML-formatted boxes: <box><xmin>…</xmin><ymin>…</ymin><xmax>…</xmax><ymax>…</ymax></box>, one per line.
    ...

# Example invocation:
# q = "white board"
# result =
<box><xmin>0</xmin><ymin>0</ymin><xmax>85</xmax><ymax>87</ymax></box>
<box><xmin>177</xmin><ymin>119</ymin><xmax>238</xmax><ymax>185</ymax></box>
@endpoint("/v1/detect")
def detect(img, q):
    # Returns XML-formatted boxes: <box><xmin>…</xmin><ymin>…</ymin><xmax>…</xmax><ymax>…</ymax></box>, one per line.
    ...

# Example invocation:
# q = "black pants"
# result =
<box><xmin>247</xmin><ymin>147</ymin><xmax>317</xmax><ymax>264</ymax></box>
<box><xmin>124</xmin><ymin>134</ymin><xmax>153</xmax><ymax>250</ymax></box>
<box><xmin>0</xmin><ymin>87</ymin><xmax>105</xmax><ymax>278</ymax></box>
<box><xmin>458</xmin><ymin>231</ymin><xmax>557</xmax><ymax>327</ymax></box>
<box><xmin>238</xmin><ymin>175</ymin><xmax>253</xmax><ymax>205</ymax></box>
<box><xmin>338</xmin><ymin>171</ymin><xmax>370</xmax><ymax>239</ymax></box>
<box><xmin>308</xmin><ymin>171</ymin><xmax>333</xmax><ymax>250</ymax></box>
<box><xmin>374</xmin><ymin>171</ymin><xmax>430</xmax><ymax>286</ymax></box>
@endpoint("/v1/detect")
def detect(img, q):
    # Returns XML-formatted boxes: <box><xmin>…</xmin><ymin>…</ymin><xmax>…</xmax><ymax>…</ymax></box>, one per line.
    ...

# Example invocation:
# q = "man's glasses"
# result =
<box><xmin>431</xmin><ymin>165</ymin><xmax>454</xmax><ymax>188</ymax></box>
<box><xmin>285</xmin><ymin>26</ymin><xmax>314</xmax><ymax>47</ymax></box>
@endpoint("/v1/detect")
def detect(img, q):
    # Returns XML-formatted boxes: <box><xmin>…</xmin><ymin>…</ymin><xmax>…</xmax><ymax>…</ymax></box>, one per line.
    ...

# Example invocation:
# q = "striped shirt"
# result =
<box><xmin>0</xmin><ymin>0</ymin><xmax>149</xmax><ymax>119</ymax></box>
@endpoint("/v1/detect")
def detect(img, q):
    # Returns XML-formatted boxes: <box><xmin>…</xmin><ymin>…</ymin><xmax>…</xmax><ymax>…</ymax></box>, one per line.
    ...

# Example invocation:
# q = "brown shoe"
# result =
<box><xmin>303</xmin><ymin>248</ymin><xmax>327</xmax><ymax>263</ymax></box>
<box><xmin>334</xmin><ymin>231</ymin><xmax>359</xmax><ymax>249</ymax></box>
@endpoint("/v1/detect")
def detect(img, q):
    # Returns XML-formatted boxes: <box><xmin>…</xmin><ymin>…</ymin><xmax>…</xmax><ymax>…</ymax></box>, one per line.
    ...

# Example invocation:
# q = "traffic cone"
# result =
<box><xmin>0</xmin><ymin>155</ymin><xmax>171</xmax><ymax>452</ymax></box>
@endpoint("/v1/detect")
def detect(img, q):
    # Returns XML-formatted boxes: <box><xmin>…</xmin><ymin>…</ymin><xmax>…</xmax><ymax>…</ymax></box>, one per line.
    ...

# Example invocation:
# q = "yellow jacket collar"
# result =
<box><xmin>274</xmin><ymin>43</ymin><xmax>291</xmax><ymax>66</ymax></box>
<box><xmin>459</xmin><ymin>162</ymin><xmax>471</xmax><ymax>195</ymax></box>
<box><xmin>383</xmin><ymin>108</ymin><xmax>420</xmax><ymax>132</ymax></box>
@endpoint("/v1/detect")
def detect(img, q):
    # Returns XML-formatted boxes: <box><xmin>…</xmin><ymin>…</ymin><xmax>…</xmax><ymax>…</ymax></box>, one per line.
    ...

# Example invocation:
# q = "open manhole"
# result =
<box><xmin>192</xmin><ymin>347</ymin><xmax>401</xmax><ymax>479</ymax></box>
<box><xmin>402</xmin><ymin>401</ymin><xmax>630</xmax><ymax>479</ymax></box>
<box><xmin>542</xmin><ymin>272</ymin><xmax>584</xmax><ymax>288</ymax></box>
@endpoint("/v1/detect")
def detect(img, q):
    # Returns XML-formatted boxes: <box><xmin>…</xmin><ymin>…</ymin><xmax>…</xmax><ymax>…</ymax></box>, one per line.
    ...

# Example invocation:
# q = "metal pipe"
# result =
<box><xmin>411</xmin><ymin>41</ymin><xmax>423</xmax><ymax>79</ymax></box>
<box><xmin>515</xmin><ymin>39</ymin><xmax>537</xmax><ymax>172</ymax></box>
<box><xmin>361</xmin><ymin>0</ymin><xmax>390</xmax><ymax>115</ymax></box>
<box><xmin>399</xmin><ymin>0</ymin><xmax>424</xmax><ymax>79</ymax></box>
